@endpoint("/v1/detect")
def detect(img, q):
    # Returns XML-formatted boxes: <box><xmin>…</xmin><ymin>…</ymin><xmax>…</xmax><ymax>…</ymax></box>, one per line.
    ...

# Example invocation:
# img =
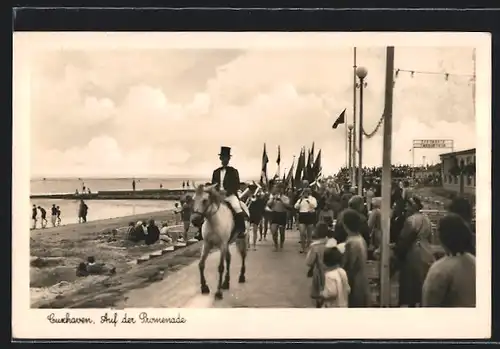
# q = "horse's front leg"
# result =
<box><xmin>221</xmin><ymin>249</ymin><xmax>231</xmax><ymax>290</ymax></box>
<box><xmin>237</xmin><ymin>237</ymin><xmax>247</xmax><ymax>283</ymax></box>
<box><xmin>215</xmin><ymin>244</ymin><xmax>227</xmax><ymax>300</ymax></box>
<box><xmin>199</xmin><ymin>241</ymin><xmax>211</xmax><ymax>294</ymax></box>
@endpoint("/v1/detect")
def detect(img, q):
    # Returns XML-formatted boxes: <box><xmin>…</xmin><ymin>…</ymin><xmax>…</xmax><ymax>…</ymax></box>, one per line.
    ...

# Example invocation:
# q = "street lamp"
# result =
<box><xmin>356</xmin><ymin>66</ymin><xmax>368</xmax><ymax>196</ymax></box>
<box><xmin>347</xmin><ymin>124</ymin><xmax>354</xmax><ymax>184</ymax></box>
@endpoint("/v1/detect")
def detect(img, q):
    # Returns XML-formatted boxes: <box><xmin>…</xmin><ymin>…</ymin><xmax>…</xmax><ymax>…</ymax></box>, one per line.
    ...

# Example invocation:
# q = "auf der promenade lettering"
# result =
<box><xmin>46</xmin><ymin>311</ymin><xmax>187</xmax><ymax>326</ymax></box>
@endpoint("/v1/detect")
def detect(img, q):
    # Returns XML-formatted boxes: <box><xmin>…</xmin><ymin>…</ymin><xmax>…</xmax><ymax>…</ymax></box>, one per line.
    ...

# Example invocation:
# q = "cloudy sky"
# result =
<box><xmin>30</xmin><ymin>46</ymin><xmax>476</xmax><ymax>179</ymax></box>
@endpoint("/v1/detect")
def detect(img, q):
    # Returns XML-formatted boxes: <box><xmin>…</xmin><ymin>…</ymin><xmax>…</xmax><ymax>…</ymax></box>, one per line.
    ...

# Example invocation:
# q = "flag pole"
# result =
<box><xmin>352</xmin><ymin>47</ymin><xmax>358</xmax><ymax>187</ymax></box>
<box><xmin>380</xmin><ymin>46</ymin><xmax>395</xmax><ymax>307</ymax></box>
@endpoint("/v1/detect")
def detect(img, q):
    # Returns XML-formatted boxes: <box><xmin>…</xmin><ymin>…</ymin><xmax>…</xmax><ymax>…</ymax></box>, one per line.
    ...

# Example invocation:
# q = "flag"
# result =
<box><xmin>332</xmin><ymin>108</ymin><xmax>346</xmax><ymax>129</ymax></box>
<box><xmin>295</xmin><ymin>148</ymin><xmax>305</xmax><ymax>187</ymax></box>
<box><xmin>260</xmin><ymin>143</ymin><xmax>269</xmax><ymax>188</ymax></box>
<box><xmin>306</xmin><ymin>143</ymin><xmax>315</xmax><ymax>182</ymax></box>
<box><xmin>303</xmin><ymin>148</ymin><xmax>310</xmax><ymax>181</ymax></box>
<box><xmin>286</xmin><ymin>158</ymin><xmax>295</xmax><ymax>189</ymax></box>
<box><xmin>275</xmin><ymin>145</ymin><xmax>281</xmax><ymax>178</ymax></box>
<box><xmin>312</xmin><ymin>149</ymin><xmax>322</xmax><ymax>181</ymax></box>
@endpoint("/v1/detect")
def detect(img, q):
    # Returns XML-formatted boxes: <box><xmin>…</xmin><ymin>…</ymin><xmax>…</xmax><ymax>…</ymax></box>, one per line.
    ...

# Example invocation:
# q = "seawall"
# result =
<box><xmin>30</xmin><ymin>188</ymin><xmax>197</xmax><ymax>201</ymax></box>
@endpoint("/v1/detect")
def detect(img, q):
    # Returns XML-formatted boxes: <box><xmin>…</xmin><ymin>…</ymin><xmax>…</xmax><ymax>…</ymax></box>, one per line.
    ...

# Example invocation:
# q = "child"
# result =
<box><xmin>56</xmin><ymin>206</ymin><xmax>62</xmax><ymax>226</ymax></box>
<box><xmin>321</xmin><ymin>240</ymin><xmax>350</xmax><ymax>307</ymax></box>
<box><xmin>306</xmin><ymin>223</ymin><xmax>332</xmax><ymax>308</ymax></box>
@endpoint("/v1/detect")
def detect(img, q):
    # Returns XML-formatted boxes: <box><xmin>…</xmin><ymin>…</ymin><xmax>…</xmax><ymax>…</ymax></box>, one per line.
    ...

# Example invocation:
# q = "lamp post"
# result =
<box><xmin>356</xmin><ymin>66</ymin><xmax>368</xmax><ymax>196</ymax></box>
<box><xmin>347</xmin><ymin>124</ymin><xmax>354</xmax><ymax>184</ymax></box>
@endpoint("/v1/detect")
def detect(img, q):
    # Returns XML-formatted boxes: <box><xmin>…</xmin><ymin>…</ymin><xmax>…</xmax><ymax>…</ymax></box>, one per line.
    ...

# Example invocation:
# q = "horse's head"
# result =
<box><xmin>191</xmin><ymin>184</ymin><xmax>221</xmax><ymax>227</ymax></box>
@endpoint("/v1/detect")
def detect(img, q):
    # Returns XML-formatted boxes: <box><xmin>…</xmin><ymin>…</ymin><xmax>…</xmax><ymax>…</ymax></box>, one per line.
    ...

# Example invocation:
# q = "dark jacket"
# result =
<box><xmin>145</xmin><ymin>225</ymin><xmax>160</xmax><ymax>245</ymax></box>
<box><xmin>211</xmin><ymin>166</ymin><xmax>241</xmax><ymax>197</ymax></box>
<box><xmin>334</xmin><ymin>209</ymin><xmax>370</xmax><ymax>244</ymax></box>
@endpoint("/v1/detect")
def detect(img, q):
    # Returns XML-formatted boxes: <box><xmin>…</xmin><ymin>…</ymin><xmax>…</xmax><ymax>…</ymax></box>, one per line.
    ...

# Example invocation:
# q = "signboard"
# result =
<box><xmin>413</xmin><ymin>139</ymin><xmax>453</xmax><ymax>149</ymax></box>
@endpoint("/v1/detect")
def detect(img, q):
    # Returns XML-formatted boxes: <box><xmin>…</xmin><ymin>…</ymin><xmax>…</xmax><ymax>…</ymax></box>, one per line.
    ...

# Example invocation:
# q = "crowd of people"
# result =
<box><xmin>31</xmin><ymin>204</ymin><xmax>62</xmax><ymax>229</ymax></box>
<box><xmin>334</xmin><ymin>164</ymin><xmax>443</xmax><ymax>189</ymax></box>
<box><xmin>242</xmin><ymin>175</ymin><xmax>475</xmax><ymax>308</ymax></box>
<box><xmin>30</xmin><ymin>199</ymin><xmax>89</xmax><ymax>230</ymax></box>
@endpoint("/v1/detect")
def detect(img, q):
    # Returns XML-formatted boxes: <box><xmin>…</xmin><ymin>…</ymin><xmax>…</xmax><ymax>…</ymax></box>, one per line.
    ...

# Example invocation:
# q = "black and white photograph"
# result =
<box><xmin>13</xmin><ymin>32</ymin><xmax>490</xmax><ymax>339</ymax></box>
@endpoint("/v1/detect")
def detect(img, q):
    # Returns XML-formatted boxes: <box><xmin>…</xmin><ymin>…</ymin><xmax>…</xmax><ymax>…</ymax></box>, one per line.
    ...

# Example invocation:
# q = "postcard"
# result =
<box><xmin>13</xmin><ymin>31</ymin><xmax>491</xmax><ymax>339</ymax></box>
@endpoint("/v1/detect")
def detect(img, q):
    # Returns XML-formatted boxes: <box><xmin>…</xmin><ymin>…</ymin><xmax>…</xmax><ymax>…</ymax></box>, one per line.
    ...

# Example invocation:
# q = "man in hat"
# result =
<box><xmin>211</xmin><ymin>146</ymin><xmax>246</xmax><ymax>238</ymax></box>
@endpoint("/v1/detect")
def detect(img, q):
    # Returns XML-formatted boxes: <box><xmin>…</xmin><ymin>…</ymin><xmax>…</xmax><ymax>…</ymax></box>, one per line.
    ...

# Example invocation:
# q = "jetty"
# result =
<box><xmin>30</xmin><ymin>188</ymin><xmax>196</xmax><ymax>201</ymax></box>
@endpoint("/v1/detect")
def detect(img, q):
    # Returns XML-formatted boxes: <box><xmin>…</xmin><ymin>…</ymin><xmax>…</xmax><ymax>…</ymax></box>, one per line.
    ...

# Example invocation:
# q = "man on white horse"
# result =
<box><xmin>210</xmin><ymin>146</ymin><xmax>247</xmax><ymax>240</ymax></box>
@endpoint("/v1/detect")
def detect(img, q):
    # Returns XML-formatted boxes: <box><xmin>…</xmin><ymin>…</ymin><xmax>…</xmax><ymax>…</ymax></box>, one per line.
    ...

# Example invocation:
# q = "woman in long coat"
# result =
<box><xmin>394</xmin><ymin>197</ymin><xmax>435</xmax><ymax>307</ymax></box>
<box><xmin>341</xmin><ymin>209</ymin><xmax>371</xmax><ymax>307</ymax></box>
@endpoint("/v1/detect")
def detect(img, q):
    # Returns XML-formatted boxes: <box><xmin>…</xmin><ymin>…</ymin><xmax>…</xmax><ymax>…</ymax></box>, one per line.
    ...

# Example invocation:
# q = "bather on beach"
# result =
<box><xmin>145</xmin><ymin>219</ymin><xmax>160</xmax><ymax>245</ymax></box>
<box><xmin>76</xmin><ymin>256</ymin><xmax>116</xmax><ymax>277</ymax></box>
<box><xmin>128</xmin><ymin>221</ymin><xmax>146</xmax><ymax>242</ymax></box>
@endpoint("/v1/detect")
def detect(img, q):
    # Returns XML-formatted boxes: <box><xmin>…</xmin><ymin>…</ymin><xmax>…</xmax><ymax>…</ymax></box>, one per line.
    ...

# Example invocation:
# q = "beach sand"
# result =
<box><xmin>30</xmin><ymin>209</ymin><xmax>200</xmax><ymax>308</ymax></box>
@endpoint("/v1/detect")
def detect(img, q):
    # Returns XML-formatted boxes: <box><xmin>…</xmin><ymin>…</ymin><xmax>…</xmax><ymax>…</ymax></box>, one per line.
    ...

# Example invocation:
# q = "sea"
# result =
<box><xmin>30</xmin><ymin>177</ymin><xmax>209</xmax><ymax>226</ymax></box>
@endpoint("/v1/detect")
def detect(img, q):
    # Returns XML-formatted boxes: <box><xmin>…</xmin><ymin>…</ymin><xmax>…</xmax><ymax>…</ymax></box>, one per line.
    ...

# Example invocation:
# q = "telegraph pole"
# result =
<box><xmin>380</xmin><ymin>46</ymin><xmax>395</xmax><ymax>307</ymax></box>
<box><xmin>352</xmin><ymin>47</ymin><xmax>357</xmax><ymax>188</ymax></box>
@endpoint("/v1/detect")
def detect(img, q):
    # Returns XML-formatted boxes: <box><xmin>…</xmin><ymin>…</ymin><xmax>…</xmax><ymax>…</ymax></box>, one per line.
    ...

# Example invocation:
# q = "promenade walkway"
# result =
<box><xmin>117</xmin><ymin>229</ymin><xmax>313</xmax><ymax>308</ymax></box>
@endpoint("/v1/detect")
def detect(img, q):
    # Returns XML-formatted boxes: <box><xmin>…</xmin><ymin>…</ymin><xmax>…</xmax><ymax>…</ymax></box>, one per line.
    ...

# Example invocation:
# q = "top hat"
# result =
<box><xmin>218</xmin><ymin>146</ymin><xmax>232</xmax><ymax>157</ymax></box>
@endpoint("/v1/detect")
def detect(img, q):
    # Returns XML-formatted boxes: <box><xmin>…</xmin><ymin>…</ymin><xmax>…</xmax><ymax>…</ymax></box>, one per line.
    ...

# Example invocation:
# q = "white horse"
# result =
<box><xmin>191</xmin><ymin>184</ymin><xmax>248</xmax><ymax>300</ymax></box>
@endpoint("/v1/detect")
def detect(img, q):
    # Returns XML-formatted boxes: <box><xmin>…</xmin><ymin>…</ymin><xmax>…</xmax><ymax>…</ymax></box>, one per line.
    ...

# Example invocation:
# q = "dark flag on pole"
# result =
<box><xmin>260</xmin><ymin>143</ymin><xmax>269</xmax><ymax>188</ymax></box>
<box><xmin>312</xmin><ymin>149</ymin><xmax>322</xmax><ymax>181</ymax></box>
<box><xmin>305</xmin><ymin>143</ymin><xmax>315</xmax><ymax>182</ymax></box>
<box><xmin>286</xmin><ymin>158</ymin><xmax>295</xmax><ymax>189</ymax></box>
<box><xmin>332</xmin><ymin>108</ymin><xmax>346</xmax><ymax>129</ymax></box>
<box><xmin>295</xmin><ymin>148</ymin><xmax>305</xmax><ymax>187</ymax></box>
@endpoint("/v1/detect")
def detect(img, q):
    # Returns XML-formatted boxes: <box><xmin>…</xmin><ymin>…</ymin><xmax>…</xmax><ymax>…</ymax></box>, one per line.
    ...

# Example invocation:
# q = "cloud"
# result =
<box><xmin>30</xmin><ymin>47</ymin><xmax>476</xmax><ymax>179</ymax></box>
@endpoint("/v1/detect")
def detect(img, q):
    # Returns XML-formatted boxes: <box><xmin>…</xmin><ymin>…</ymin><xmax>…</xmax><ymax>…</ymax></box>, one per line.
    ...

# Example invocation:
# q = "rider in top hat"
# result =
<box><xmin>211</xmin><ymin>146</ymin><xmax>246</xmax><ymax>238</ymax></box>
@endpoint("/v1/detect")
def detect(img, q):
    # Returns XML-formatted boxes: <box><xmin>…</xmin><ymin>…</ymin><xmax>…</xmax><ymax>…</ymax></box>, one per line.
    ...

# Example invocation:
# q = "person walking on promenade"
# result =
<box><xmin>267</xmin><ymin>183</ymin><xmax>291</xmax><ymax>251</ymax></box>
<box><xmin>50</xmin><ymin>204</ymin><xmax>58</xmax><ymax>227</ymax></box>
<box><xmin>248</xmin><ymin>190</ymin><xmax>266</xmax><ymax>250</ymax></box>
<box><xmin>422</xmin><ymin>213</ymin><xmax>475</xmax><ymax>307</ymax></box>
<box><xmin>37</xmin><ymin>206</ymin><xmax>48</xmax><ymax>229</ymax></box>
<box><xmin>340</xmin><ymin>185</ymin><xmax>355</xmax><ymax>210</ymax></box>
<box><xmin>366</xmin><ymin>186</ymin><xmax>375</xmax><ymax>212</ymax></box>
<box><xmin>294</xmin><ymin>187</ymin><xmax>318</xmax><ymax>253</ymax></box>
<box><xmin>31</xmin><ymin>204</ymin><xmax>37</xmax><ymax>229</ymax></box>
<box><xmin>132</xmin><ymin>179</ymin><xmax>136</xmax><ymax>191</ymax></box>
<box><xmin>394</xmin><ymin>196</ymin><xmax>435</xmax><ymax>307</ymax></box>
<box><xmin>262</xmin><ymin>189</ymin><xmax>272</xmax><ymax>240</ymax></box>
<box><xmin>285</xmin><ymin>188</ymin><xmax>295</xmax><ymax>230</ymax></box>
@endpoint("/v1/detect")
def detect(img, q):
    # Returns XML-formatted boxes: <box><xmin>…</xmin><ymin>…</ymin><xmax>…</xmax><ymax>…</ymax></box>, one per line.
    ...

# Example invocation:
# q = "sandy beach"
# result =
<box><xmin>30</xmin><ymin>209</ymin><xmax>200</xmax><ymax>308</ymax></box>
